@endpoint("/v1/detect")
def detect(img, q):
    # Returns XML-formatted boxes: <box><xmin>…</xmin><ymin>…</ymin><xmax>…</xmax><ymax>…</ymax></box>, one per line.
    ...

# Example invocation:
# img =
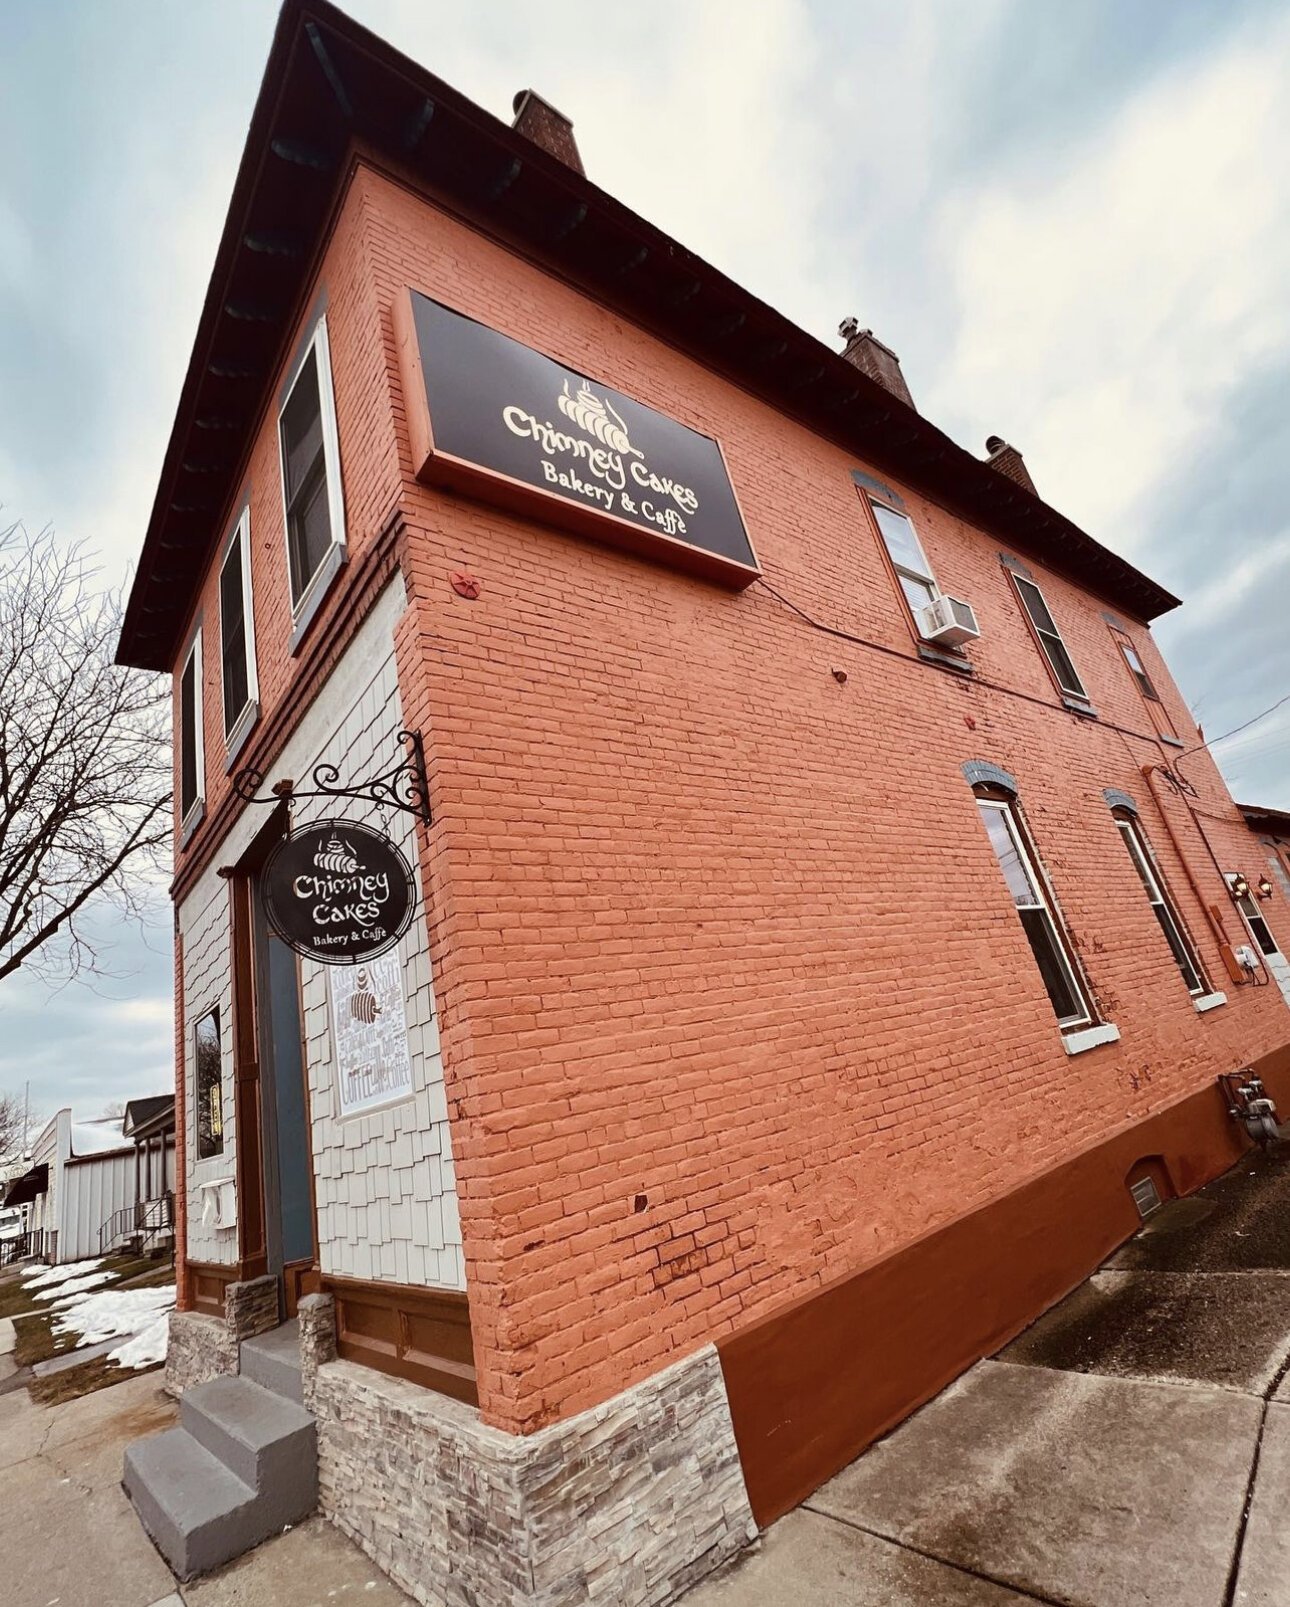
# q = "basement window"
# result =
<box><xmin>279</xmin><ymin>316</ymin><xmax>346</xmax><ymax>631</ymax></box>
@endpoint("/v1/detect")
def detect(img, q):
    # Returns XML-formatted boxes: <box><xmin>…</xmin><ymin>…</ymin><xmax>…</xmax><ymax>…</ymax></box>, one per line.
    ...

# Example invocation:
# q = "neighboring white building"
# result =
<box><xmin>5</xmin><ymin>1106</ymin><xmax>176</xmax><ymax>1263</ymax></box>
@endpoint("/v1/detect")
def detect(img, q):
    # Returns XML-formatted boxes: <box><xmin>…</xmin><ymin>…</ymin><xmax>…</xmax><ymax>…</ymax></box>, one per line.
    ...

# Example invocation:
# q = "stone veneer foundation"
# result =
<box><xmin>299</xmin><ymin>1298</ymin><xmax>755</xmax><ymax>1607</ymax></box>
<box><xmin>164</xmin><ymin>1311</ymin><xmax>238</xmax><ymax>1397</ymax></box>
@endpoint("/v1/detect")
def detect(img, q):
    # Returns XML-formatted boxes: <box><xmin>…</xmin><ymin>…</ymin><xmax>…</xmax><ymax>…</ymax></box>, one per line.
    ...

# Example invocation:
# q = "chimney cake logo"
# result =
<box><xmin>315</xmin><ymin>835</ymin><xmax>361</xmax><ymax>875</ymax></box>
<box><xmin>557</xmin><ymin>380</ymin><xmax>641</xmax><ymax>458</ymax></box>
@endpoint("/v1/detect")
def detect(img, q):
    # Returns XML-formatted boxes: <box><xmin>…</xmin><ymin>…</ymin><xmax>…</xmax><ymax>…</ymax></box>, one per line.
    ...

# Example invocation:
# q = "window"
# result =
<box><xmin>194</xmin><ymin>1007</ymin><xmax>224</xmax><ymax>1161</ymax></box>
<box><xmin>278</xmin><ymin>317</ymin><xmax>345</xmax><ymax>613</ymax></box>
<box><xmin>975</xmin><ymin>793</ymin><xmax>1094</xmax><ymax>1028</ymax></box>
<box><xmin>1114</xmin><ymin>812</ymin><xmax>1206</xmax><ymax>995</ymax></box>
<box><xmin>1230</xmin><ymin>879</ymin><xmax>1281</xmax><ymax>958</ymax></box>
<box><xmin>870</xmin><ymin>500</ymin><xmax>939</xmax><ymax>626</ymax></box>
<box><xmin>1011</xmin><ymin>575</ymin><xmax>1089</xmax><ymax>701</ymax></box>
<box><xmin>219</xmin><ymin>510</ymin><xmax>258</xmax><ymax>739</ymax></box>
<box><xmin>179</xmin><ymin>630</ymin><xmax>205</xmax><ymax>827</ymax></box>
<box><xmin>1111</xmin><ymin>626</ymin><xmax>1178</xmax><ymax>740</ymax></box>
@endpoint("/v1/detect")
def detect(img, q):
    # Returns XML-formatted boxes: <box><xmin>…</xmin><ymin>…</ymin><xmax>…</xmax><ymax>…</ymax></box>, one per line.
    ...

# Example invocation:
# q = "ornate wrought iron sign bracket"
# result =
<box><xmin>234</xmin><ymin>730</ymin><xmax>432</xmax><ymax>825</ymax></box>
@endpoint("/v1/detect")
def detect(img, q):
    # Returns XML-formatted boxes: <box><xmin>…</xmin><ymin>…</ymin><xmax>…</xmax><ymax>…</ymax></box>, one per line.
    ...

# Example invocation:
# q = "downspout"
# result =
<box><xmin>1141</xmin><ymin>764</ymin><xmax>1247</xmax><ymax>986</ymax></box>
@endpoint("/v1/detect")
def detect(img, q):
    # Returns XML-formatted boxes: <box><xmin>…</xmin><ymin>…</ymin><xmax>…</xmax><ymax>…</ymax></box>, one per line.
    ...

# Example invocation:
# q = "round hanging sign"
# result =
<box><xmin>262</xmin><ymin>819</ymin><xmax>416</xmax><ymax>965</ymax></box>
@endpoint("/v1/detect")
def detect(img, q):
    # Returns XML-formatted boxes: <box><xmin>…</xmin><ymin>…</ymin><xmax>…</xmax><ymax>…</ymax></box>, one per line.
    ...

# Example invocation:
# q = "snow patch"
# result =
<box><xmin>109</xmin><ymin>1313</ymin><xmax>170</xmax><ymax>1370</ymax></box>
<box><xmin>51</xmin><ymin>1283</ymin><xmax>176</xmax><ymax>1353</ymax></box>
<box><xmin>21</xmin><ymin>1258</ymin><xmax>105</xmax><ymax>1290</ymax></box>
<box><xmin>35</xmin><ymin>1270</ymin><xmax>118</xmax><ymax>1304</ymax></box>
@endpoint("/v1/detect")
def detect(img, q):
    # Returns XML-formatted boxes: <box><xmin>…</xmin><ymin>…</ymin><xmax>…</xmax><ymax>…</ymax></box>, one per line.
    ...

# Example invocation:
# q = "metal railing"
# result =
<box><xmin>0</xmin><ymin>1229</ymin><xmax>48</xmax><ymax>1267</ymax></box>
<box><xmin>98</xmin><ymin>1193</ymin><xmax>175</xmax><ymax>1256</ymax></box>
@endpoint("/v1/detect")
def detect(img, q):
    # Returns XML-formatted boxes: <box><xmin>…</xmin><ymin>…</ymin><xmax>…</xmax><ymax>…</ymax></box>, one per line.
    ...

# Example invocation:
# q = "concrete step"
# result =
<box><xmin>123</xmin><ymin>1427</ymin><xmax>258</xmax><ymax>1581</ymax></box>
<box><xmin>181</xmin><ymin>1374</ymin><xmax>316</xmax><ymax>1497</ymax></box>
<box><xmin>239</xmin><ymin>1320</ymin><xmax>303</xmax><ymax>1404</ymax></box>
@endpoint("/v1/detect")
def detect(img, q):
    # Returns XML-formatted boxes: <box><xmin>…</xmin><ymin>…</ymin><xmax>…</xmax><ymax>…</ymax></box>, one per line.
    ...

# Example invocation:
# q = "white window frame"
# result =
<box><xmin>1114</xmin><ymin>813</ymin><xmax>1207</xmax><ymax>997</ymax></box>
<box><xmin>976</xmin><ymin>793</ymin><xmax>1096</xmax><ymax>1031</ymax></box>
<box><xmin>1227</xmin><ymin>874</ymin><xmax>1283</xmax><ymax>960</ymax></box>
<box><xmin>1011</xmin><ymin>573</ymin><xmax>1090</xmax><ymax>702</ymax></box>
<box><xmin>219</xmin><ymin>507</ymin><xmax>259</xmax><ymax>747</ymax></box>
<box><xmin>278</xmin><ymin>314</ymin><xmax>346</xmax><ymax>624</ymax></box>
<box><xmin>869</xmin><ymin>499</ymin><xmax>941</xmax><ymax>635</ymax></box>
<box><xmin>178</xmin><ymin>628</ymin><xmax>205</xmax><ymax>832</ymax></box>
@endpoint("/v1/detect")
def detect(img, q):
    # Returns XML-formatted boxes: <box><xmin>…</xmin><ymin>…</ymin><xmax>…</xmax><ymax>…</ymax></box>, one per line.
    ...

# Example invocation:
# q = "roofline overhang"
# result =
<box><xmin>116</xmin><ymin>0</ymin><xmax>1181</xmax><ymax>673</ymax></box>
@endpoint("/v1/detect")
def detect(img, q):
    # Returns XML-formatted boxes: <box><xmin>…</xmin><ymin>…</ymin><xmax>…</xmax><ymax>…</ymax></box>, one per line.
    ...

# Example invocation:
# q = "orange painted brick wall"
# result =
<box><xmin>170</xmin><ymin>158</ymin><xmax>1290</xmax><ymax>1436</ymax></box>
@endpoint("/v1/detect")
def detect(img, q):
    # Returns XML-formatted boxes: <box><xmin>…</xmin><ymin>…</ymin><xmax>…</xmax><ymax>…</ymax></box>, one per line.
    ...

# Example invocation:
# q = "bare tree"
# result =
<box><xmin>0</xmin><ymin>1089</ymin><xmax>32</xmax><ymax>1165</ymax></box>
<box><xmin>0</xmin><ymin>522</ymin><xmax>171</xmax><ymax>983</ymax></box>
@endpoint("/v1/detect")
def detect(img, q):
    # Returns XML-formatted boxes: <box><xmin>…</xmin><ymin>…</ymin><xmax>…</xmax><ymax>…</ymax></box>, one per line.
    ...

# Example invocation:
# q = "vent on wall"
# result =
<box><xmin>1129</xmin><ymin>1176</ymin><xmax>1163</xmax><ymax>1218</ymax></box>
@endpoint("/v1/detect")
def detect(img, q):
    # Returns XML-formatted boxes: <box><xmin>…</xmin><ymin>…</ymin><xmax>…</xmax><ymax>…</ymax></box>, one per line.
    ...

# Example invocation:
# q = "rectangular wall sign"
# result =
<box><xmin>328</xmin><ymin>955</ymin><xmax>416</xmax><ymax>1119</ymax></box>
<box><xmin>397</xmin><ymin>290</ymin><xmax>759</xmax><ymax>587</ymax></box>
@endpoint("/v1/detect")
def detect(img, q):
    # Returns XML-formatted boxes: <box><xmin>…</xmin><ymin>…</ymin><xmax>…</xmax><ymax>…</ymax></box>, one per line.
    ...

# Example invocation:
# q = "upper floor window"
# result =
<box><xmin>1113</xmin><ymin>811</ymin><xmax>1205</xmax><ymax>995</ymax></box>
<box><xmin>279</xmin><ymin>316</ymin><xmax>345</xmax><ymax>615</ymax></box>
<box><xmin>1110</xmin><ymin>625</ymin><xmax>1177</xmax><ymax>740</ymax></box>
<box><xmin>219</xmin><ymin>509</ymin><xmax>258</xmax><ymax>742</ymax></box>
<box><xmin>974</xmin><ymin>789</ymin><xmax>1095</xmax><ymax>1030</ymax></box>
<box><xmin>1011</xmin><ymin>575</ymin><xmax>1089</xmax><ymax>702</ymax></box>
<box><xmin>870</xmin><ymin>500</ymin><xmax>939</xmax><ymax>625</ymax></box>
<box><xmin>179</xmin><ymin>629</ymin><xmax>205</xmax><ymax>829</ymax></box>
<box><xmin>194</xmin><ymin>1005</ymin><xmax>224</xmax><ymax>1161</ymax></box>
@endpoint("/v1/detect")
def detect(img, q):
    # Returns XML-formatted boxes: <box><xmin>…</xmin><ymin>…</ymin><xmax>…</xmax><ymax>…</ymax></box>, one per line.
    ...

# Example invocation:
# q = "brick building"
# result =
<box><xmin>116</xmin><ymin>3</ymin><xmax>1290</xmax><ymax>1599</ymax></box>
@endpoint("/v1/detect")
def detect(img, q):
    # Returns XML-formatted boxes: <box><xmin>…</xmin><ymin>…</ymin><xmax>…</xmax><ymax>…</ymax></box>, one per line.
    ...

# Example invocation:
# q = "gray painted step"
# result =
<box><xmin>181</xmin><ymin>1374</ymin><xmax>316</xmax><ymax>1496</ymax></box>
<box><xmin>240</xmin><ymin>1320</ymin><xmax>304</xmax><ymax>1404</ymax></box>
<box><xmin>123</xmin><ymin>1427</ymin><xmax>258</xmax><ymax>1581</ymax></box>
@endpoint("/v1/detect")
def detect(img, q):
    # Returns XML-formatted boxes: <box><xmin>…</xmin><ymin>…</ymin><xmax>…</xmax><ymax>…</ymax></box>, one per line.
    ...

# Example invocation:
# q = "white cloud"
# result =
<box><xmin>927</xmin><ymin>13</ymin><xmax>1290</xmax><ymax>550</ymax></box>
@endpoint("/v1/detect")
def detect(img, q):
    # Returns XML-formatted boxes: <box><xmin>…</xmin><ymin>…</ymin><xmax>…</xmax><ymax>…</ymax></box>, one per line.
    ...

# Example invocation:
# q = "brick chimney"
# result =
<box><xmin>837</xmin><ymin>317</ymin><xmax>915</xmax><ymax>410</ymax></box>
<box><xmin>511</xmin><ymin>90</ymin><xmax>584</xmax><ymax>175</ymax></box>
<box><xmin>984</xmin><ymin>436</ymin><xmax>1036</xmax><ymax>494</ymax></box>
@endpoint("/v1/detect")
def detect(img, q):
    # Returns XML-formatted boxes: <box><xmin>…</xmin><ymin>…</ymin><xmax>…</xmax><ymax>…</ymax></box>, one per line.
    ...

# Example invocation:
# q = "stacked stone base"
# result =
<box><xmin>163</xmin><ymin>1312</ymin><xmax>238</xmax><ymax>1396</ymax></box>
<box><xmin>307</xmin><ymin>1339</ymin><xmax>756</xmax><ymax>1607</ymax></box>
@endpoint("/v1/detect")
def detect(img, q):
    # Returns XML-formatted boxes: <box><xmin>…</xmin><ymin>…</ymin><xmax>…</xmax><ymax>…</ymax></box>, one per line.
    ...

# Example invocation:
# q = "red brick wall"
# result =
<box><xmin>169</xmin><ymin>158</ymin><xmax>1290</xmax><ymax>1435</ymax></box>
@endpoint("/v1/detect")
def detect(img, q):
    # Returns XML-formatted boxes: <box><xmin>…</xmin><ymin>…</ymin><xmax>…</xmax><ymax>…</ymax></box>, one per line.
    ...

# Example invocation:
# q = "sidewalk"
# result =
<box><xmin>685</xmin><ymin>1145</ymin><xmax>1290</xmax><ymax>1607</ymax></box>
<box><xmin>0</xmin><ymin>1371</ymin><xmax>410</xmax><ymax>1607</ymax></box>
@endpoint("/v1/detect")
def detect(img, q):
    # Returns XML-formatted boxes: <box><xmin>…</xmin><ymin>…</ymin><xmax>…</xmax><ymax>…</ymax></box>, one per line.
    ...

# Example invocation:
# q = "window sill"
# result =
<box><xmin>1193</xmin><ymin>990</ymin><xmax>1227</xmax><ymax>1014</ymax></box>
<box><xmin>223</xmin><ymin>700</ymin><xmax>260</xmax><ymax>774</ymax></box>
<box><xmin>289</xmin><ymin>541</ymin><xmax>347</xmax><ymax>656</ymax></box>
<box><xmin>917</xmin><ymin>643</ymin><xmax>973</xmax><ymax>674</ymax></box>
<box><xmin>1062</xmin><ymin>695</ymin><xmax>1099</xmax><ymax>719</ymax></box>
<box><xmin>1159</xmin><ymin>735</ymin><xmax>1186</xmax><ymax>750</ymax></box>
<box><xmin>1062</xmin><ymin>1022</ymin><xmax>1121</xmax><ymax>1056</ymax></box>
<box><xmin>179</xmin><ymin>800</ymin><xmax>206</xmax><ymax>851</ymax></box>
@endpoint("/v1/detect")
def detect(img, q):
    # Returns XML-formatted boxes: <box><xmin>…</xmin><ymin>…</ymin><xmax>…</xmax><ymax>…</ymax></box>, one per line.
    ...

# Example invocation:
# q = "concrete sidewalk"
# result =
<box><xmin>685</xmin><ymin>1146</ymin><xmax>1290</xmax><ymax>1607</ymax></box>
<box><xmin>0</xmin><ymin>1371</ymin><xmax>411</xmax><ymax>1607</ymax></box>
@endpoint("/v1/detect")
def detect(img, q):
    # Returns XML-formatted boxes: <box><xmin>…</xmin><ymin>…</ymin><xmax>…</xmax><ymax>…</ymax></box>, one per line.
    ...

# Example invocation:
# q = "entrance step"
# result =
<box><xmin>123</xmin><ymin>1323</ymin><xmax>317</xmax><ymax>1581</ymax></box>
<box><xmin>239</xmin><ymin>1318</ymin><xmax>304</xmax><ymax>1404</ymax></box>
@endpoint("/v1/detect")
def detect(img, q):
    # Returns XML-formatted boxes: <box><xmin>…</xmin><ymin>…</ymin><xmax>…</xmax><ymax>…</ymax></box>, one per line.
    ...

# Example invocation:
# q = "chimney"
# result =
<box><xmin>511</xmin><ymin>90</ymin><xmax>584</xmax><ymax>175</ymax></box>
<box><xmin>984</xmin><ymin>436</ymin><xmax>1036</xmax><ymax>494</ymax></box>
<box><xmin>837</xmin><ymin>317</ymin><xmax>915</xmax><ymax>410</ymax></box>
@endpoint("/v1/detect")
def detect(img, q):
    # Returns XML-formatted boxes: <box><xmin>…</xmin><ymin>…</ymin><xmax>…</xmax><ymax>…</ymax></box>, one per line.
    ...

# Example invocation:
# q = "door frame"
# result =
<box><xmin>225</xmin><ymin>804</ymin><xmax>321</xmax><ymax>1313</ymax></box>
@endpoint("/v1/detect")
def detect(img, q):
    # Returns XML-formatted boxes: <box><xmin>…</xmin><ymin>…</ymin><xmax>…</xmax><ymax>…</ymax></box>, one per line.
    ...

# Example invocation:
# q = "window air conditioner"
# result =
<box><xmin>918</xmin><ymin>595</ymin><xmax>980</xmax><ymax>648</ymax></box>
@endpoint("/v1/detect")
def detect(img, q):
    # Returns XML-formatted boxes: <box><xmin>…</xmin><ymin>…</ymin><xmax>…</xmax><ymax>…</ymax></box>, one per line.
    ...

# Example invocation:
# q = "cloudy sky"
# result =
<box><xmin>2</xmin><ymin>0</ymin><xmax>1289</xmax><ymax>1118</ymax></box>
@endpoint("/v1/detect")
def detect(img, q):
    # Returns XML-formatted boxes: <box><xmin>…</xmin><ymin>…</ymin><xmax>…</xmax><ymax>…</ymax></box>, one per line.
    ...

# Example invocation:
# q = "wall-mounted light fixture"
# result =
<box><xmin>1230</xmin><ymin>873</ymin><xmax>1251</xmax><ymax>900</ymax></box>
<box><xmin>1257</xmin><ymin>875</ymin><xmax>1275</xmax><ymax>901</ymax></box>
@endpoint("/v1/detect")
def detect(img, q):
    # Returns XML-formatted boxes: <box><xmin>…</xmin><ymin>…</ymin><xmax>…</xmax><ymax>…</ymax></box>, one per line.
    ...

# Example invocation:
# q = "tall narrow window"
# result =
<box><xmin>1114</xmin><ymin>812</ymin><xmax>1205</xmax><ymax>995</ymax></box>
<box><xmin>219</xmin><ymin>510</ymin><xmax>258</xmax><ymax>740</ymax></box>
<box><xmin>194</xmin><ymin>1006</ymin><xmax>224</xmax><ymax>1161</ymax></box>
<box><xmin>975</xmin><ymin>793</ymin><xmax>1094</xmax><ymax>1028</ymax></box>
<box><xmin>870</xmin><ymin>501</ymin><xmax>939</xmax><ymax>625</ymax></box>
<box><xmin>279</xmin><ymin>317</ymin><xmax>345</xmax><ymax>613</ymax></box>
<box><xmin>1111</xmin><ymin>626</ymin><xmax>1177</xmax><ymax>740</ymax></box>
<box><xmin>179</xmin><ymin>629</ymin><xmax>205</xmax><ymax>827</ymax></box>
<box><xmin>1230</xmin><ymin>879</ymin><xmax>1281</xmax><ymax>958</ymax></box>
<box><xmin>1012</xmin><ymin>575</ymin><xmax>1089</xmax><ymax>701</ymax></box>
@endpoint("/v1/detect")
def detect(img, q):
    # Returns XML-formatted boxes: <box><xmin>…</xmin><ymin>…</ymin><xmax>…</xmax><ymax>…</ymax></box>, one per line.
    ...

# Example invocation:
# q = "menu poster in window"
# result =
<box><xmin>328</xmin><ymin>954</ymin><xmax>415</xmax><ymax>1118</ymax></box>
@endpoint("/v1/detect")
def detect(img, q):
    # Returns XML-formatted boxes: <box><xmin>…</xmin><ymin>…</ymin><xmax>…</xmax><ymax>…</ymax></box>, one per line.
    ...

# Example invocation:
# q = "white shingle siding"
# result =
<box><xmin>174</xmin><ymin>576</ymin><xmax>463</xmax><ymax>1290</ymax></box>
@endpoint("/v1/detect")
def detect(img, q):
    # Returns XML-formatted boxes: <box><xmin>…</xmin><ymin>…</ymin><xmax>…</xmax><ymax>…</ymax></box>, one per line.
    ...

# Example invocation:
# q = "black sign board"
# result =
<box><xmin>401</xmin><ymin>291</ymin><xmax>759</xmax><ymax>584</ymax></box>
<box><xmin>262</xmin><ymin>821</ymin><xmax>416</xmax><ymax>966</ymax></box>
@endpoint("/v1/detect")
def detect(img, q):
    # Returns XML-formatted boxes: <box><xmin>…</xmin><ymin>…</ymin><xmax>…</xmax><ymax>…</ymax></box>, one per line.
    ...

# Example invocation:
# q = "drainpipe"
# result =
<box><xmin>1140</xmin><ymin>764</ymin><xmax>1247</xmax><ymax>986</ymax></box>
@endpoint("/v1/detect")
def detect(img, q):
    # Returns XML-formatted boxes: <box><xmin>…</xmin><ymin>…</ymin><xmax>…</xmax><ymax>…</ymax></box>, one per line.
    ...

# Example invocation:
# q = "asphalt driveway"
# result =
<box><xmin>686</xmin><ymin>1145</ymin><xmax>1290</xmax><ymax>1607</ymax></box>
